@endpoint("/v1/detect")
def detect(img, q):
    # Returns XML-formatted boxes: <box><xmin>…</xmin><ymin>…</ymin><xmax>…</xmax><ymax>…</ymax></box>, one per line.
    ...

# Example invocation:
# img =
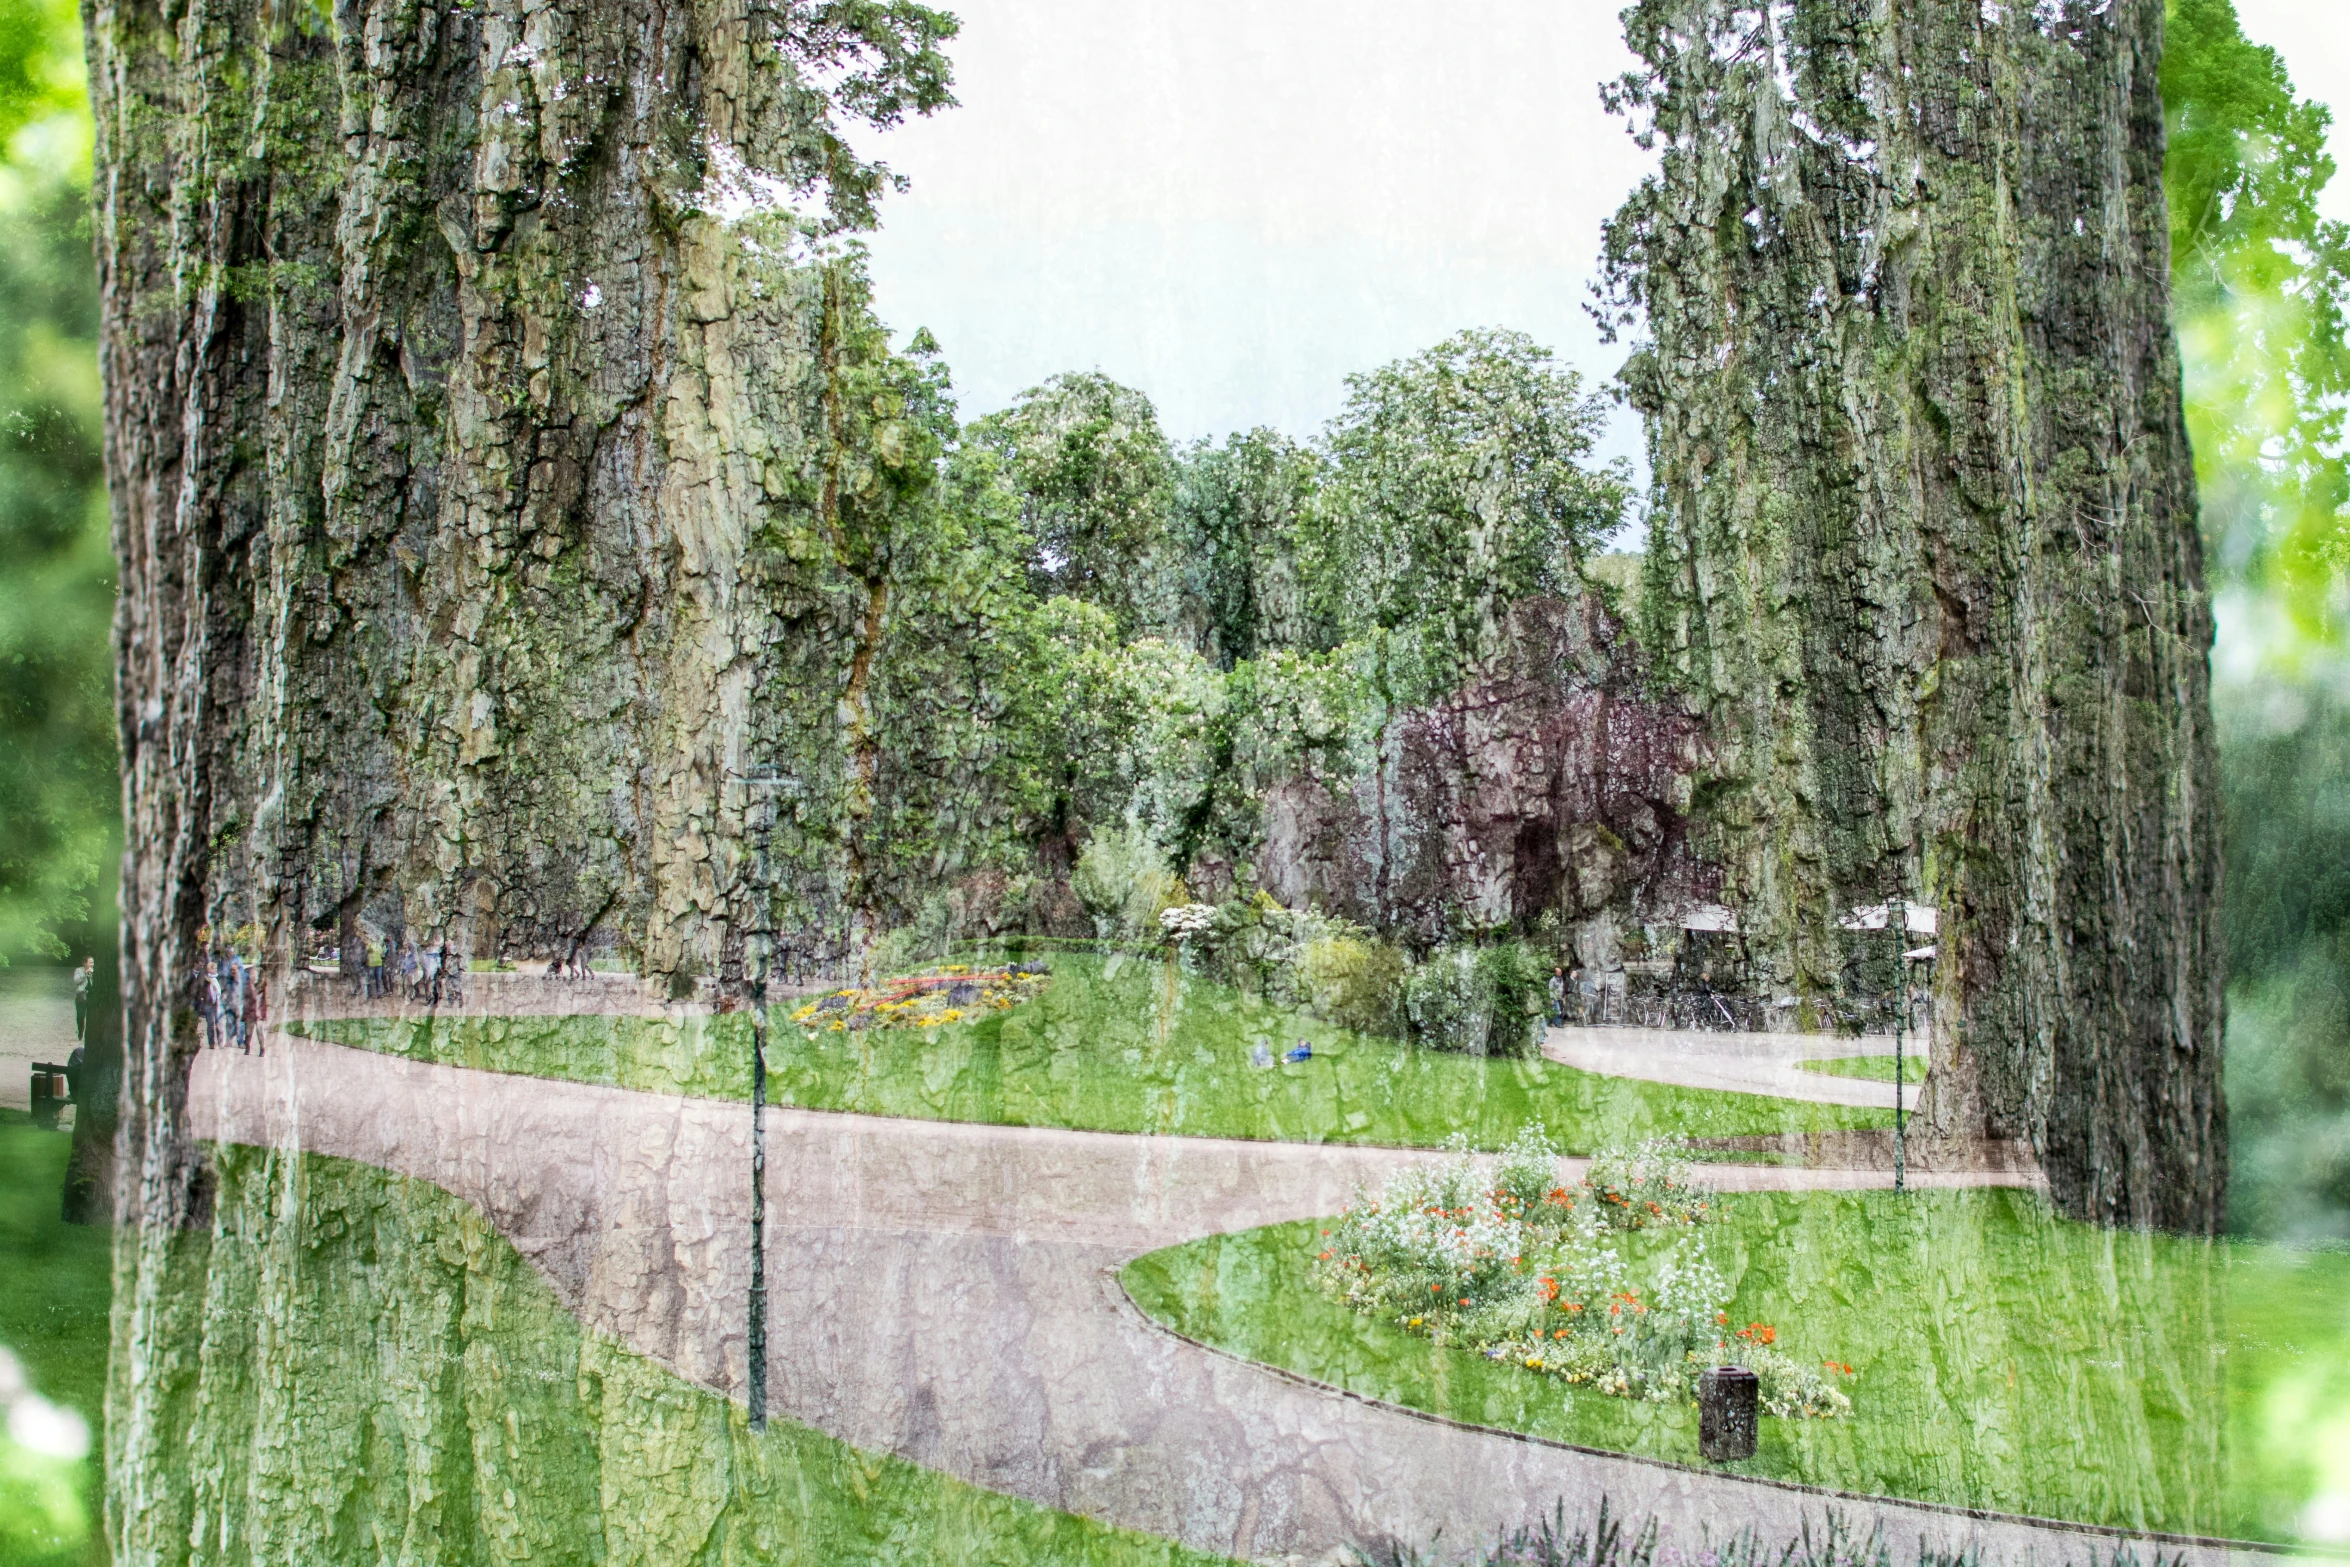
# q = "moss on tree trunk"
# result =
<box><xmin>1606</xmin><ymin>0</ymin><xmax>2225</xmax><ymax>1230</ymax></box>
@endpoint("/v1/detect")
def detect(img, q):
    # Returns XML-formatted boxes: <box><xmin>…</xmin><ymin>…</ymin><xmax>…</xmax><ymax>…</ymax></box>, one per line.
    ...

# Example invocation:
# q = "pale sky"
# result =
<box><xmin>857</xmin><ymin>0</ymin><xmax>2350</xmax><ymax>473</ymax></box>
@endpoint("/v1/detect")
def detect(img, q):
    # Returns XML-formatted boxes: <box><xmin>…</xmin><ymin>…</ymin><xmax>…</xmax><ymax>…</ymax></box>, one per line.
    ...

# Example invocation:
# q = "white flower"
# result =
<box><xmin>1159</xmin><ymin>903</ymin><xmax>1218</xmax><ymax>937</ymax></box>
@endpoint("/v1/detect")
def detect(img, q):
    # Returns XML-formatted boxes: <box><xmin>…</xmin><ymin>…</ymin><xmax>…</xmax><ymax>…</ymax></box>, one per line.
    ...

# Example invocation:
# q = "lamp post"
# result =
<box><xmin>737</xmin><ymin>767</ymin><xmax>796</xmax><ymax>1434</ymax></box>
<box><xmin>747</xmin><ymin>945</ymin><xmax>770</xmax><ymax>1431</ymax></box>
<box><xmin>1889</xmin><ymin>892</ymin><xmax>1906</xmax><ymax>1196</ymax></box>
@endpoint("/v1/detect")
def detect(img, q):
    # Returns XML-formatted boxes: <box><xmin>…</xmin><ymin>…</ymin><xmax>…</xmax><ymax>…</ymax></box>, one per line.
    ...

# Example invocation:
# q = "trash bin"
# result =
<box><xmin>1698</xmin><ymin>1365</ymin><xmax>1759</xmax><ymax>1461</ymax></box>
<box><xmin>30</xmin><ymin>1060</ymin><xmax>72</xmax><ymax>1131</ymax></box>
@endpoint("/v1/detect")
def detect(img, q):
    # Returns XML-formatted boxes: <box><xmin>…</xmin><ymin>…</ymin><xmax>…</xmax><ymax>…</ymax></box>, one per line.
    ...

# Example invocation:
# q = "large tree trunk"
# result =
<box><xmin>82</xmin><ymin>3</ymin><xmax>936</xmax><ymax>1547</ymax></box>
<box><xmin>85</xmin><ymin>0</ymin><xmax>866</xmax><ymax>1218</ymax></box>
<box><xmin>1607</xmin><ymin>0</ymin><xmax>2225</xmax><ymax>1230</ymax></box>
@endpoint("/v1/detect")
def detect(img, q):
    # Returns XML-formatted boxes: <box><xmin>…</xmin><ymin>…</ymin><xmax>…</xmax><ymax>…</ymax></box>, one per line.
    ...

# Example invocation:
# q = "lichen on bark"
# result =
<box><xmin>1602</xmin><ymin>0</ymin><xmax>2226</xmax><ymax>1229</ymax></box>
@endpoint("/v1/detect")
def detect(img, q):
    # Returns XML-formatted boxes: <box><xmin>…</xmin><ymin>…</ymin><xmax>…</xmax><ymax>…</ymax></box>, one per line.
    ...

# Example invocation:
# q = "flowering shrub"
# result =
<box><xmin>1158</xmin><ymin>903</ymin><xmax>1219</xmax><ymax>939</ymax></box>
<box><xmin>1583</xmin><ymin>1138</ymin><xmax>1712</xmax><ymax>1229</ymax></box>
<box><xmin>789</xmin><ymin>964</ymin><xmax>1050</xmax><ymax>1032</ymax></box>
<box><xmin>1312</xmin><ymin>1137</ymin><xmax>1851</xmax><ymax>1421</ymax></box>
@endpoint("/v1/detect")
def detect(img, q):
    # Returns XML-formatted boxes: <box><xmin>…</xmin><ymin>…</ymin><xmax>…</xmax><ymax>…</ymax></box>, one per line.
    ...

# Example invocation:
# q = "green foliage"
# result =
<box><xmin>1161</xmin><ymin>429</ymin><xmax>1331</xmax><ymax>667</ymax></box>
<box><xmin>2164</xmin><ymin>0</ymin><xmax>2350</xmax><ymax>635</ymax></box>
<box><xmin>0</xmin><ymin>0</ymin><xmax>111</xmax><ymax>965</ymax></box>
<box><xmin>1401</xmin><ymin>942</ymin><xmax>1546</xmax><ymax>1059</ymax></box>
<box><xmin>2163</xmin><ymin>0</ymin><xmax>2350</xmax><ymax>1241</ymax></box>
<box><xmin>739</xmin><ymin>1</ymin><xmax>962</xmax><ymax>234</ymax></box>
<box><xmin>2221</xmin><ymin>691</ymin><xmax>2350</xmax><ymax>1240</ymax></box>
<box><xmin>1297</xmin><ymin>931</ymin><xmax>1407</xmax><ymax>1037</ymax></box>
<box><xmin>965</xmin><ymin>372</ymin><xmax>1174</xmax><ymax>633</ymax></box>
<box><xmin>1070</xmin><ymin>818</ymin><xmax>1179</xmax><ymax>941</ymax></box>
<box><xmin>0</xmin><ymin>1123</ymin><xmax>106</xmax><ymax>1566</ymax></box>
<box><xmin>1322</xmin><ymin>330</ymin><xmax>1626</xmax><ymax>692</ymax></box>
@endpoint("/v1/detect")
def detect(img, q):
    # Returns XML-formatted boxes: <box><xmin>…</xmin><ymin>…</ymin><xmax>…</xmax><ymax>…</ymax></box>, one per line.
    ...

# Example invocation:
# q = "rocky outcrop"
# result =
<box><xmin>1256</xmin><ymin>594</ymin><xmax>1710</xmax><ymax>945</ymax></box>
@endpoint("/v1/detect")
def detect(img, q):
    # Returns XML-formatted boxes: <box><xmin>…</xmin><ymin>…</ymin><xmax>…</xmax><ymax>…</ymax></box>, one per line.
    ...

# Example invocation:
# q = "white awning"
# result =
<box><xmin>1678</xmin><ymin>903</ymin><xmax>1740</xmax><ymax>933</ymax></box>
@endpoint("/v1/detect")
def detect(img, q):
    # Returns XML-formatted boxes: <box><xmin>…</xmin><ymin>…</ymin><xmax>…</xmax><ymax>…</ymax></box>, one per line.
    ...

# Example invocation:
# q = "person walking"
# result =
<box><xmin>1547</xmin><ymin>965</ymin><xmax>1568</xmax><ymax>1027</ymax></box>
<box><xmin>195</xmin><ymin>960</ymin><xmax>220</xmax><ymax>1050</ymax></box>
<box><xmin>365</xmin><ymin>932</ymin><xmax>386</xmax><ymax>999</ymax></box>
<box><xmin>219</xmin><ymin>953</ymin><xmax>247</xmax><ymax>1052</ymax></box>
<box><xmin>72</xmin><ymin>956</ymin><xmax>93</xmax><ymax>1041</ymax></box>
<box><xmin>243</xmin><ymin>968</ymin><xmax>265</xmax><ymax>1056</ymax></box>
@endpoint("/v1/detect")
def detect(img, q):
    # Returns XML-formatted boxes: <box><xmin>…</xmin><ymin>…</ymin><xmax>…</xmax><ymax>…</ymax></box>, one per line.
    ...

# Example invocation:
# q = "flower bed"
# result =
<box><xmin>1312</xmin><ymin>1134</ymin><xmax>1852</xmax><ymax>1420</ymax></box>
<box><xmin>790</xmin><ymin>963</ymin><xmax>1052</xmax><ymax>1032</ymax></box>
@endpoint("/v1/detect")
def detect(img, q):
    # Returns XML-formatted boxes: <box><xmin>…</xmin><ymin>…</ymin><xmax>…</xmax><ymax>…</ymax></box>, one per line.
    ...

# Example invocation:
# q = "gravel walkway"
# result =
<box><xmin>188</xmin><ymin>1036</ymin><xmax>2267</xmax><ymax>1567</ymax></box>
<box><xmin>1543</xmin><ymin>1023</ymin><xmax>1923</xmax><ymax>1110</ymax></box>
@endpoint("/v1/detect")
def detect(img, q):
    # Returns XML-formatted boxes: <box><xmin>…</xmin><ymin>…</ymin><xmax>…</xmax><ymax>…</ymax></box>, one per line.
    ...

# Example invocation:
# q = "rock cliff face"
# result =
<box><xmin>1605</xmin><ymin>0</ymin><xmax>2225</xmax><ymax>1227</ymax></box>
<box><xmin>1257</xmin><ymin>594</ymin><xmax>1711</xmax><ymax>946</ymax></box>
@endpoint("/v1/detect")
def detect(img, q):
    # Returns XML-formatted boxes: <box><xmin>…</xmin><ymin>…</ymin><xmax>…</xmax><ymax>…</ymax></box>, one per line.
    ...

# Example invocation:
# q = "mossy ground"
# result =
<box><xmin>305</xmin><ymin>952</ymin><xmax>1893</xmax><ymax>1151</ymax></box>
<box><xmin>1121</xmin><ymin>1189</ymin><xmax>2350</xmax><ymax>1545</ymax></box>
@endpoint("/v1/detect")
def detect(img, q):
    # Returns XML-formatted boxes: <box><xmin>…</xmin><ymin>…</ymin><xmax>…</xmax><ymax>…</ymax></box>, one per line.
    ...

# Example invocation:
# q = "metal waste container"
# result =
<box><xmin>30</xmin><ymin>1060</ymin><xmax>73</xmax><ymax>1131</ymax></box>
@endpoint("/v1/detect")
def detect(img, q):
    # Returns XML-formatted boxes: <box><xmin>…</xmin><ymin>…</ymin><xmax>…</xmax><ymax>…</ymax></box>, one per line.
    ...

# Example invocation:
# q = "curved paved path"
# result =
<box><xmin>189</xmin><ymin>1036</ymin><xmax>2267</xmax><ymax>1567</ymax></box>
<box><xmin>1543</xmin><ymin>1023</ymin><xmax>1924</xmax><ymax>1109</ymax></box>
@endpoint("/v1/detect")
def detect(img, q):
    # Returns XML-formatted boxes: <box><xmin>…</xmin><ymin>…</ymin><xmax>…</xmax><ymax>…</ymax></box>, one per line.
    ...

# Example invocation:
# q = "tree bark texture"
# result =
<box><xmin>82</xmin><ymin>0</ymin><xmax>910</xmax><ymax>1240</ymax></box>
<box><xmin>1609</xmin><ymin>0</ymin><xmax>2225</xmax><ymax>1229</ymax></box>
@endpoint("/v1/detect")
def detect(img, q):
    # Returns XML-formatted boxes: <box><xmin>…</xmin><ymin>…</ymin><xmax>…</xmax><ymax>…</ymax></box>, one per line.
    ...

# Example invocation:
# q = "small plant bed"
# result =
<box><xmin>1797</xmin><ymin>1055</ymin><xmax>1925</xmax><ymax>1084</ymax></box>
<box><xmin>1313</xmin><ymin>1135</ymin><xmax>1851</xmax><ymax>1420</ymax></box>
<box><xmin>302</xmin><ymin>953</ymin><xmax>1896</xmax><ymax>1151</ymax></box>
<box><xmin>1124</xmin><ymin>1184</ymin><xmax>2350</xmax><ymax>1544</ymax></box>
<box><xmin>789</xmin><ymin>963</ymin><xmax>1051</xmax><ymax>1031</ymax></box>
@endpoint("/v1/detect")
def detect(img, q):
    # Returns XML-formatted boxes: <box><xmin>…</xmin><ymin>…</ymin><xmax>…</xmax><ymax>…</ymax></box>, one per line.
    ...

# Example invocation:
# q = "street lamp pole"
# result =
<box><xmin>738</xmin><ymin>766</ymin><xmax>792</xmax><ymax>1436</ymax></box>
<box><xmin>748</xmin><ymin>946</ymin><xmax>769</xmax><ymax>1431</ymax></box>
<box><xmin>1889</xmin><ymin>891</ymin><xmax>1906</xmax><ymax>1196</ymax></box>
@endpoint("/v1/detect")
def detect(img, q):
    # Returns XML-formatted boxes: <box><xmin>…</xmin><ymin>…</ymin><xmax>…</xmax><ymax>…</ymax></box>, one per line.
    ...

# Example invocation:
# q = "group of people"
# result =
<box><xmin>196</xmin><ymin>950</ymin><xmax>266</xmax><ymax>1052</ymax></box>
<box><xmin>358</xmin><ymin>935</ymin><xmax>465</xmax><ymax>1006</ymax></box>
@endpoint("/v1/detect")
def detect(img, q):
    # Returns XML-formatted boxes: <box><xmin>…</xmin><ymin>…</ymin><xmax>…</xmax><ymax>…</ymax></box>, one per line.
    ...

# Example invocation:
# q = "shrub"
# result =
<box><xmin>1300</xmin><ymin>930</ymin><xmax>1407</xmax><ymax>1034</ymax></box>
<box><xmin>1477</xmin><ymin>941</ymin><xmax>1549</xmax><ymax>1058</ymax></box>
<box><xmin>1071</xmin><ymin>820</ymin><xmax>1181</xmax><ymax>942</ymax></box>
<box><xmin>1312</xmin><ymin>1142</ymin><xmax>1851</xmax><ymax>1420</ymax></box>
<box><xmin>1404</xmin><ymin>942</ymin><xmax>1546</xmax><ymax>1056</ymax></box>
<box><xmin>1404</xmin><ymin>946</ymin><xmax>1491</xmax><ymax>1053</ymax></box>
<box><xmin>1491</xmin><ymin>1123</ymin><xmax>1562</xmax><ymax>1215</ymax></box>
<box><xmin>1583</xmin><ymin>1138</ymin><xmax>1711</xmax><ymax>1229</ymax></box>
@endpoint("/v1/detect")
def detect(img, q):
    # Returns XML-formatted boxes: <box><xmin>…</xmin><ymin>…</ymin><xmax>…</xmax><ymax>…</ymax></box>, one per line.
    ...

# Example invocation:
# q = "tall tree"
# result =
<box><xmin>87</xmin><ymin>0</ymin><xmax>953</xmax><ymax>1242</ymax></box>
<box><xmin>1322</xmin><ymin>328</ymin><xmax>1625</xmax><ymax>696</ymax></box>
<box><xmin>1162</xmin><ymin>429</ymin><xmax>1328</xmax><ymax>668</ymax></box>
<box><xmin>2163</xmin><ymin>0</ymin><xmax>2350</xmax><ymax>1240</ymax></box>
<box><xmin>1605</xmin><ymin>0</ymin><xmax>2224</xmax><ymax>1229</ymax></box>
<box><xmin>964</xmin><ymin>371</ymin><xmax>1173</xmax><ymax>634</ymax></box>
<box><xmin>2164</xmin><ymin>0</ymin><xmax>2350</xmax><ymax>633</ymax></box>
<box><xmin>0</xmin><ymin>0</ymin><xmax>120</xmax><ymax>1222</ymax></box>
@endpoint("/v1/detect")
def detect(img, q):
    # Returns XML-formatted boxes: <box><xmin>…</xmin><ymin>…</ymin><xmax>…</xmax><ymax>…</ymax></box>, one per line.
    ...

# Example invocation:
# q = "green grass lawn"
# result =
<box><xmin>1797</xmin><ymin>1055</ymin><xmax>1926</xmax><ymax>1084</ymax></box>
<box><xmin>0</xmin><ymin>1117</ymin><xmax>111</xmax><ymax>1567</ymax></box>
<box><xmin>1122</xmin><ymin>1188</ymin><xmax>2350</xmax><ymax>1545</ymax></box>
<box><xmin>118</xmin><ymin>1146</ymin><xmax>1226</xmax><ymax>1567</ymax></box>
<box><xmin>302</xmin><ymin>952</ymin><xmax>1892</xmax><ymax>1151</ymax></box>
